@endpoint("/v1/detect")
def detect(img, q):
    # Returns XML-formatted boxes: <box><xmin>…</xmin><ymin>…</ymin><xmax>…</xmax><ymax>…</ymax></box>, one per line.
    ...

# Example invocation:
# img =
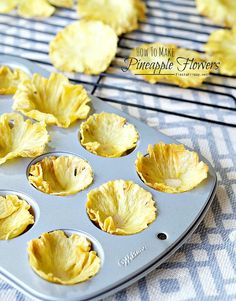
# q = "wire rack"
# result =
<box><xmin>0</xmin><ymin>0</ymin><xmax>235</xmax><ymax>128</ymax></box>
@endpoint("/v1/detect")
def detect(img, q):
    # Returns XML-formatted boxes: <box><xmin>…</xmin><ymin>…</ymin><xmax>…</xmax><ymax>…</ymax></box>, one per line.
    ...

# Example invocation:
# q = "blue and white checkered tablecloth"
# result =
<box><xmin>0</xmin><ymin>1</ymin><xmax>236</xmax><ymax>300</ymax></box>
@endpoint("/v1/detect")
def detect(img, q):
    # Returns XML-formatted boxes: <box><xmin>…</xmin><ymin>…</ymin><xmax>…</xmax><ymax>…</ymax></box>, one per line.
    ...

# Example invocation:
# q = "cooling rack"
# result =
<box><xmin>0</xmin><ymin>0</ymin><xmax>235</xmax><ymax>128</ymax></box>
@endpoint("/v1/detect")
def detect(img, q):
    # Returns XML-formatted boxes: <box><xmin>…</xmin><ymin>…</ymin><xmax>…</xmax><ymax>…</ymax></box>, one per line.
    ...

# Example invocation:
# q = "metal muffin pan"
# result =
<box><xmin>0</xmin><ymin>55</ymin><xmax>217</xmax><ymax>301</ymax></box>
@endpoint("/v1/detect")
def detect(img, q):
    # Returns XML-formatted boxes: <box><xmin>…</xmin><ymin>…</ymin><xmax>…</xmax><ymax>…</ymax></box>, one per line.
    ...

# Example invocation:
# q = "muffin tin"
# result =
<box><xmin>0</xmin><ymin>55</ymin><xmax>217</xmax><ymax>301</ymax></box>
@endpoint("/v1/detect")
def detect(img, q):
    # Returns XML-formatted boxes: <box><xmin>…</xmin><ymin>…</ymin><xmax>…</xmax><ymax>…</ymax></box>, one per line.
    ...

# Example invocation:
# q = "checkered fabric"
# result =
<box><xmin>0</xmin><ymin>0</ymin><xmax>235</xmax><ymax>300</ymax></box>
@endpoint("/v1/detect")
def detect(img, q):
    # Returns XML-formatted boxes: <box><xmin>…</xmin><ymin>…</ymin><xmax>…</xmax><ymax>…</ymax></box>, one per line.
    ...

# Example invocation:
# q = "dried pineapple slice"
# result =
<box><xmin>0</xmin><ymin>195</ymin><xmax>21</xmax><ymax>219</ymax></box>
<box><xmin>28</xmin><ymin>230</ymin><xmax>100</xmax><ymax>284</ymax></box>
<box><xmin>77</xmin><ymin>0</ymin><xmax>146</xmax><ymax>36</ymax></box>
<box><xmin>205</xmin><ymin>28</ymin><xmax>236</xmax><ymax>76</ymax></box>
<box><xmin>80</xmin><ymin>112</ymin><xmax>139</xmax><ymax>158</ymax></box>
<box><xmin>13</xmin><ymin>72</ymin><xmax>90</xmax><ymax>128</ymax></box>
<box><xmin>196</xmin><ymin>0</ymin><xmax>236</xmax><ymax>27</ymax></box>
<box><xmin>48</xmin><ymin>0</ymin><xmax>73</xmax><ymax>8</ymax></box>
<box><xmin>0</xmin><ymin>113</ymin><xmax>49</xmax><ymax>165</ymax></box>
<box><xmin>86</xmin><ymin>180</ymin><xmax>156</xmax><ymax>235</ymax></box>
<box><xmin>49</xmin><ymin>20</ymin><xmax>118</xmax><ymax>74</ymax></box>
<box><xmin>0</xmin><ymin>66</ymin><xmax>30</xmax><ymax>95</ymax></box>
<box><xmin>28</xmin><ymin>155</ymin><xmax>93</xmax><ymax>196</ymax></box>
<box><xmin>0</xmin><ymin>195</ymin><xmax>34</xmax><ymax>240</ymax></box>
<box><xmin>136</xmin><ymin>143</ymin><xmax>208</xmax><ymax>193</ymax></box>
<box><xmin>18</xmin><ymin>0</ymin><xmax>55</xmax><ymax>18</ymax></box>
<box><xmin>129</xmin><ymin>42</ymin><xmax>210</xmax><ymax>88</ymax></box>
<box><xmin>0</xmin><ymin>0</ymin><xmax>72</xmax><ymax>16</ymax></box>
<box><xmin>0</xmin><ymin>0</ymin><xmax>17</xmax><ymax>13</ymax></box>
